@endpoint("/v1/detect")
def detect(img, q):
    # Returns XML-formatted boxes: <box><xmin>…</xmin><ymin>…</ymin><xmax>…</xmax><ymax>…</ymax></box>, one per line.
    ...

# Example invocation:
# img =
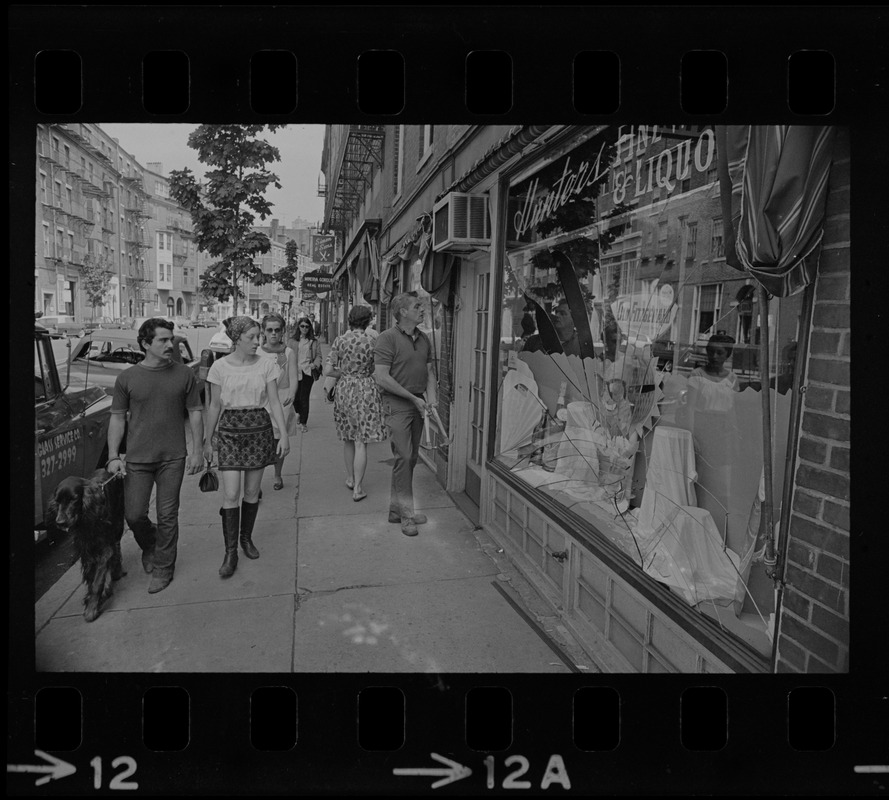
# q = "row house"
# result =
<box><xmin>35</xmin><ymin>124</ymin><xmax>201</xmax><ymax>324</ymax></box>
<box><xmin>321</xmin><ymin>124</ymin><xmax>850</xmax><ymax>675</ymax></box>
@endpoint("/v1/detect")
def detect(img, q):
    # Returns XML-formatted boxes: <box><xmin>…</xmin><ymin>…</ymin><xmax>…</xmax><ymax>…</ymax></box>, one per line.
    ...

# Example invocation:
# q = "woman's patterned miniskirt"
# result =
<box><xmin>215</xmin><ymin>407</ymin><xmax>276</xmax><ymax>470</ymax></box>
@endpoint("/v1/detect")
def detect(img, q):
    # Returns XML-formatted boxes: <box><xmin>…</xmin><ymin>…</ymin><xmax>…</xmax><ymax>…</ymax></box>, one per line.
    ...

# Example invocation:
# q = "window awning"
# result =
<box><xmin>379</xmin><ymin>215</ymin><xmax>432</xmax><ymax>304</ymax></box>
<box><xmin>718</xmin><ymin>125</ymin><xmax>836</xmax><ymax>298</ymax></box>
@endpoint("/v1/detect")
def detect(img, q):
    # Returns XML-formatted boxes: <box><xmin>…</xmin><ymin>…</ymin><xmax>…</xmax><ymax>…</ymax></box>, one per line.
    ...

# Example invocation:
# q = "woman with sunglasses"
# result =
<box><xmin>290</xmin><ymin>316</ymin><xmax>323</xmax><ymax>433</ymax></box>
<box><xmin>259</xmin><ymin>313</ymin><xmax>298</xmax><ymax>490</ymax></box>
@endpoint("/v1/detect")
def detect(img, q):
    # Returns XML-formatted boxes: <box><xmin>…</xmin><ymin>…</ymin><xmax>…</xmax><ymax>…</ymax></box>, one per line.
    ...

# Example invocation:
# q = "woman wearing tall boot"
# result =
<box><xmin>204</xmin><ymin>316</ymin><xmax>289</xmax><ymax>578</ymax></box>
<box><xmin>290</xmin><ymin>316</ymin><xmax>323</xmax><ymax>433</ymax></box>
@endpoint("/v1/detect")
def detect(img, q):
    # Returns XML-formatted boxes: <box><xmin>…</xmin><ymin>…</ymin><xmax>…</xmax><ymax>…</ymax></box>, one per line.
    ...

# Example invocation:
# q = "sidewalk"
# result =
<box><xmin>35</xmin><ymin>350</ymin><xmax>595</xmax><ymax>673</ymax></box>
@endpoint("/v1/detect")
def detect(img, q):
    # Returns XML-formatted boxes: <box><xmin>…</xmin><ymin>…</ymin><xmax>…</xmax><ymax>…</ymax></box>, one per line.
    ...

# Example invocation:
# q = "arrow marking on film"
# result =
<box><xmin>7</xmin><ymin>750</ymin><xmax>77</xmax><ymax>786</ymax></box>
<box><xmin>393</xmin><ymin>752</ymin><xmax>472</xmax><ymax>789</ymax></box>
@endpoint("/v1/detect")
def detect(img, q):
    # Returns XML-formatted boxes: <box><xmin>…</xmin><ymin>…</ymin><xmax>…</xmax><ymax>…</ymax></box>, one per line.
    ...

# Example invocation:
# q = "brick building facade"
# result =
<box><xmin>775</xmin><ymin>128</ymin><xmax>850</xmax><ymax>673</ymax></box>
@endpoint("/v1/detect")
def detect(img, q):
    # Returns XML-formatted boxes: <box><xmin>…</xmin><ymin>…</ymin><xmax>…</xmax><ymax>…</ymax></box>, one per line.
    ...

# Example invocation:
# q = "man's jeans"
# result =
<box><xmin>385</xmin><ymin>398</ymin><xmax>424</xmax><ymax>519</ymax></box>
<box><xmin>124</xmin><ymin>458</ymin><xmax>186</xmax><ymax>576</ymax></box>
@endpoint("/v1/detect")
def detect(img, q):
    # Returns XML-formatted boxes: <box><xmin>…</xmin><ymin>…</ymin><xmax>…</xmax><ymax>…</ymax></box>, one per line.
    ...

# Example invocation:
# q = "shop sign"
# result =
<box><xmin>611</xmin><ymin>126</ymin><xmax>716</xmax><ymax>204</ymax></box>
<box><xmin>311</xmin><ymin>234</ymin><xmax>336</xmax><ymax>265</ymax></box>
<box><xmin>512</xmin><ymin>141</ymin><xmax>611</xmax><ymax>239</ymax></box>
<box><xmin>609</xmin><ymin>282</ymin><xmax>677</xmax><ymax>342</ymax></box>
<box><xmin>302</xmin><ymin>270</ymin><xmax>335</xmax><ymax>293</ymax></box>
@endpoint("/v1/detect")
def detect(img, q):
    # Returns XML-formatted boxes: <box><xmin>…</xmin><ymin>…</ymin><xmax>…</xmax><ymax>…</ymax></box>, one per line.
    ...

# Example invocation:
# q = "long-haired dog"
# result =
<box><xmin>47</xmin><ymin>469</ymin><xmax>126</xmax><ymax>622</ymax></box>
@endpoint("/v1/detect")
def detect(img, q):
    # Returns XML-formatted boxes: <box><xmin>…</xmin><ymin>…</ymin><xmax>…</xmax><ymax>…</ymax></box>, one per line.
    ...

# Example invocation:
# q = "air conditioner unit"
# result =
<box><xmin>432</xmin><ymin>192</ymin><xmax>490</xmax><ymax>253</ymax></box>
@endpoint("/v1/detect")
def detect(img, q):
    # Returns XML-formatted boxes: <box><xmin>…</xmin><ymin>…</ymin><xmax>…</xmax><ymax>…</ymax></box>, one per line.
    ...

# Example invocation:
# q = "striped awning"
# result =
<box><xmin>717</xmin><ymin>125</ymin><xmax>836</xmax><ymax>297</ymax></box>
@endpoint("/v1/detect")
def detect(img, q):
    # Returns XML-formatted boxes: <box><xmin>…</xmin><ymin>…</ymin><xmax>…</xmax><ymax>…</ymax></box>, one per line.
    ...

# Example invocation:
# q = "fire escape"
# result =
<box><xmin>46</xmin><ymin>124</ymin><xmax>118</xmax><ymax>289</ymax></box>
<box><xmin>121</xmin><ymin>173</ymin><xmax>151</xmax><ymax>307</ymax></box>
<box><xmin>322</xmin><ymin>125</ymin><xmax>385</xmax><ymax>233</ymax></box>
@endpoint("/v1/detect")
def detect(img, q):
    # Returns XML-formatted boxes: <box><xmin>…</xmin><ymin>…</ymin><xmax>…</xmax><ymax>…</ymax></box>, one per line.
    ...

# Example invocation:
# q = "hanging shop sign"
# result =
<box><xmin>302</xmin><ymin>270</ymin><xmax>335</xmax><ymax>293</ymax></box>
<box><xmin>311</xmin><ymin>234</ymin><xmax>336</xmax><ymax>265</ymax></box>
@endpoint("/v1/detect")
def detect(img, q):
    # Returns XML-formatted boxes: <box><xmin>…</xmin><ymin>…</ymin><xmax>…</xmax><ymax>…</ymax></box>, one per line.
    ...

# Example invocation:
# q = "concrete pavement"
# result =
<box><xmin>35</xmin><ymin>351</ymin><xmax>595</xmax><ymax>673</ymax></box>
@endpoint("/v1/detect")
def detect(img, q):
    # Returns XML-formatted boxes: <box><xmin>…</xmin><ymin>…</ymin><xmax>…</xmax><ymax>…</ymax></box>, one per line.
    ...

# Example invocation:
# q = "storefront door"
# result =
<box><xmin>464</xmin><ymin>262</ymin><xmax>491</xmax><ymax>507</ymax></box>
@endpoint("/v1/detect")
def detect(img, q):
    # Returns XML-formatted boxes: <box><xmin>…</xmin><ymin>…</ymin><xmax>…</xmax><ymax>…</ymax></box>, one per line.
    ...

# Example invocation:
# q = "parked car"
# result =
<box><xmin>34</xmin><ymin>324</ymin><xmax>115</xmax><ymax>541</ymax></box>
<box><xmin>68</xmin><ymin>328</ymin><xmax>206</xmax><ymax>399</ymax></box>
<box><xmin>34</xmin><ymin>315</ymin><xmax>78</xmax><ymax>338</ymax></box>
<box><xmin>191</xmin><ymin>315</ymin><xmax>216</xmax><ymax>328</ymax></box>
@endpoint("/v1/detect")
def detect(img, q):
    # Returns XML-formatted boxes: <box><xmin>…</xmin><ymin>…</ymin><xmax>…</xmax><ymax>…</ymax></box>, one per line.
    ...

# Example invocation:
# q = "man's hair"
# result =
<box><xmin>390</xmin><ymin>291</ymin><xmax>419</xmax><ymax>322</ymax></box>
<box><xmin>137</xmin><ymin>318</ymin><xmax>174</xmax><ymax>352</ymax></box>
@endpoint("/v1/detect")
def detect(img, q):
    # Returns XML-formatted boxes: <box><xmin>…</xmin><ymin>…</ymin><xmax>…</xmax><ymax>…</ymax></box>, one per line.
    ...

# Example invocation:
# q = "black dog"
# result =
<box><xmin>47</xmin><ymin>470</ymin><xmax>126</xmax><ymax>622</ymax></box>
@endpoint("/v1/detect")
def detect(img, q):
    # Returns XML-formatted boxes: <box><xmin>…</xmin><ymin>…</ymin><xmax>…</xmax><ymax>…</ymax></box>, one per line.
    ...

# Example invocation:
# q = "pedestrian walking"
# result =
<box><xmin>290</xmin><ymin>316</ymin><xmax>323</xmax><ymax>433</ymax></box>
<box><xmin>258</xmin><ymin>312</ymin><xmax>298</xmax><ymax>490</ymax></box>
<box><xmin>106</xmin><ymin>318</ymin><xmax>204</xmax><ymax>593</ymax></box>
<box><xmin>203</xmin><ymin>316</ymin><xmax>290</xmax><ymax>579</ymax></box>
<box><xmin>326</xmin><ymin>306</ymin><xmax>389</xmax><ymax>502</ymax></box>
<box><xmin>373</xmin><ymin>292</ymin><xmax>438</xmax><ymax>537</ymax></box>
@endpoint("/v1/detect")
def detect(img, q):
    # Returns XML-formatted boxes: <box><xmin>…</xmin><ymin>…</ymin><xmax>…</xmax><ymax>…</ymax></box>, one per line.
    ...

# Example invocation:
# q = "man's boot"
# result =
<box><xmin>219</xmin><ymin>507</ymin><xmax>240</xmax><ymax>578</ymax></box>
<box><xmin>240</xmin><ymin>500</ymin><xmax>260</xmax><ymax>559</ymax></box>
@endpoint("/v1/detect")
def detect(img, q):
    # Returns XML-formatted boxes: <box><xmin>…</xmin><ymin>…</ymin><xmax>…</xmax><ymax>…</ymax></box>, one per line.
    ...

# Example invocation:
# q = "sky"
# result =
<box><xmin>98</xmin><ymin>123</ymin><xmax>326</xmax><ymax>228</ymax></box>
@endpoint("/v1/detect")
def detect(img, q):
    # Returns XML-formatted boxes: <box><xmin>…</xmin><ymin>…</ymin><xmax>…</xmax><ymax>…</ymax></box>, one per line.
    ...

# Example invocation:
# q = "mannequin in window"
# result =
<box><xmin>689</xmin><ymin>333</ymin><xmax>739</xmax><ymax>412</ymax></box>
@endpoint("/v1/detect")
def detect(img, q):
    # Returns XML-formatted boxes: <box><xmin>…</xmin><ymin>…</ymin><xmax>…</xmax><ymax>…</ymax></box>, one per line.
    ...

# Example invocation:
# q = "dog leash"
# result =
<box><xmin>98</xmin><ymin>472</ymin><xmax>124</xmax><ymax>487</ymax></box>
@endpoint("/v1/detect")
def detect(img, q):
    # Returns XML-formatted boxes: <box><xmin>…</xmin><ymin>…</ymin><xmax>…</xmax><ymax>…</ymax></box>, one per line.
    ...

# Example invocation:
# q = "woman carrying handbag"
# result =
<box><xmin>290</xmin><ymin>316</ymin><xmax>323</xmax><ymax>433</ymax></box>
<box><xmin>203</xmin><ymin>316</ymin><xmax>289</xmax><ymax>579</ymax></box>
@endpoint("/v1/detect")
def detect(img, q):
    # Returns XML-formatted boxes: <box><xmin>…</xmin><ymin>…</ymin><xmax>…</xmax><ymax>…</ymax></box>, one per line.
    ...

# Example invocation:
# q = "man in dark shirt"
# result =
<box><xmin>106</xmin><ymin>319</ymin><xmax>204</xmax><ymax>593</ymax></box>
<box><xmin>374</xmin><ymin>292</ymin><xmax>438</xmax><ymax>537</ymax></box>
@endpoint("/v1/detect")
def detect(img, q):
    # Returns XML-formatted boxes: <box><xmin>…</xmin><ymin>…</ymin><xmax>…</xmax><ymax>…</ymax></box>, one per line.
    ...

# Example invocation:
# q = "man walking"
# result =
<box><xmin>106</xmin><ymin>318</ymin><xmax>204</xmax><ymax>593</ymax></box>
<box><xmin>374</xmin><ymin>292</ymin><xmax>437</xmax><ymax>537</ymax></box>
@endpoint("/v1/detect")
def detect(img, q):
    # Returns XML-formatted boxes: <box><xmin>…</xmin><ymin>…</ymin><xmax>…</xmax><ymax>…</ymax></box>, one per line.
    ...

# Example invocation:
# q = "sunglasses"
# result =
<box><xmin>265</xmin><ymin>327</ymin><xmax>282</xmax><ymax>333</ymax></box>
<box><xmin>299</xmin><ymin>324</ymin><xmax>310</xmax><ymax>328</ymax></box>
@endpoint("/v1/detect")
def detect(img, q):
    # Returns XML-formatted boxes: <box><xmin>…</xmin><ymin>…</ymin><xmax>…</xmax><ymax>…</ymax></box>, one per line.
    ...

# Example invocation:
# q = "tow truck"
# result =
<box><xmin>34</xmin><ymin>323</ymin><xmax>116</xmax><ymax>543</ymax></box>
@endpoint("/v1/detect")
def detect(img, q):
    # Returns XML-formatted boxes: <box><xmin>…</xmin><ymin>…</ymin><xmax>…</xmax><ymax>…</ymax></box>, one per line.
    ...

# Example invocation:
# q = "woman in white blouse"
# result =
<box><xmin>204</xmin><ymin>317</ymin><xmax>290</xmax><ymax>579</ymax></box>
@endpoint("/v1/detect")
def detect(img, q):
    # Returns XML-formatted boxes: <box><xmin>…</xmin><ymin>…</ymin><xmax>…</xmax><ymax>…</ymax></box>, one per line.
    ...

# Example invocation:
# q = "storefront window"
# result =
<box><xmin>494</xmin><ymin>125</ymin><xmax>805</xmax><ymax>657</ymax></box>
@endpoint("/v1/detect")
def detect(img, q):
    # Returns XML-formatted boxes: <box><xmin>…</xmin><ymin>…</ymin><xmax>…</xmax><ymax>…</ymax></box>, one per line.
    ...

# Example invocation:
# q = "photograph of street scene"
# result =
<box><xmin>33</xmin><ymin>123</ymin><xmax>849</xmax><ymax>674</ymax></box>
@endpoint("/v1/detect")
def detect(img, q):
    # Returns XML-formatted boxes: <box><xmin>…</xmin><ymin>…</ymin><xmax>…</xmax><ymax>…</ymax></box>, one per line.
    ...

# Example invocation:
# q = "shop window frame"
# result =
<box><xmin>484</xmin><ymin>124</ymin><xmax>819</xmax><ymax>674</ymax></box>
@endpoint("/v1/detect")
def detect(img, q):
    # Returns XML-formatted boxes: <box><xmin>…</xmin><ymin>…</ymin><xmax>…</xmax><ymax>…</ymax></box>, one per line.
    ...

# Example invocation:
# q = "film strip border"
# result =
<box><xmin>9</xmin><ymin>6</ymin><xmax>881</xmax><ymax>122</ymax></box>
<box><xmin>8</xmin><ymin>677</ymin><xmax>885</xmax><ymax>794</ymax></box>
<box><xmin>9</xmin><ymin>5</ymin><xmax>887</xmax><ymax>797</ymax></box>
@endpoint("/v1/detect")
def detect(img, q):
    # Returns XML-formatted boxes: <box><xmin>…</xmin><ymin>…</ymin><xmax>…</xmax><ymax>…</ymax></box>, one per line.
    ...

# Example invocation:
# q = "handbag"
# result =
<box><xmin>198</xmin><ymin>459</ymin><xmax>219</xmax><ymax>492</ymax></box>
<box><xmin>322</xmin><ymin>374</ymin><xmax>338</xmax><ymax>402</ymax></box>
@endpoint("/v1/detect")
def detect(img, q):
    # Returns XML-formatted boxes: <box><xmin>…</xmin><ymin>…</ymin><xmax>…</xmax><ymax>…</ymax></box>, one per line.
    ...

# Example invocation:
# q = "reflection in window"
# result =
<box><xmin>494</xmin><ymin>126</ymin><xmax>804</xmax><ymax>657</ymax></box>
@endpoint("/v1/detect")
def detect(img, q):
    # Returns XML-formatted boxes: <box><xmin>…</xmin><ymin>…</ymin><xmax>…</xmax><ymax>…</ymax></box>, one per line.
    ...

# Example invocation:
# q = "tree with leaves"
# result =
<box><xmin>79</xmin><ymin>255</ymin><xmax>112</xmax><ymax>319</ymax></box>
<box><xmin>272</xmin><ymin>239</ymin><xmax>300</xmax><ymax>325</ymax></box>
<box><xmin>169</xmin><ymin>125</ymin><xmax>284</xmax><ymax>315</ymax></box>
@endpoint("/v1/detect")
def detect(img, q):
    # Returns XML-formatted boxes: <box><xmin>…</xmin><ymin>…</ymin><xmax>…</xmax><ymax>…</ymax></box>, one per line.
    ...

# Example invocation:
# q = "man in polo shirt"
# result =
<box><xmin>106</xmin><ymin>318</ymin><xmax>204</xmax><ymax>593</ymax></box>
<box><xmin>374</xmin><ymin>292</ymin><xmax>438</xmax><ymax>537</ymax></box>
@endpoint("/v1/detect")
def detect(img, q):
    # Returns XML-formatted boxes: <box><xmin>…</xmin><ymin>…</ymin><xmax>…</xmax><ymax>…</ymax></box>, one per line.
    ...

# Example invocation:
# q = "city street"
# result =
<box><xmin>35</xmin><ymin>355</ymin><xmax>596</xmax><ymax>673</ymax></box>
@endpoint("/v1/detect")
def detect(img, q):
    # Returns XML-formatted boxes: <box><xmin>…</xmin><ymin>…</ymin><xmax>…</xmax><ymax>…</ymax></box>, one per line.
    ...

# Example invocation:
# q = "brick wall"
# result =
<box><xmin>775</xmin><ymin>128</ymin><xmax>850</xmax><ymax>673</ymax></box>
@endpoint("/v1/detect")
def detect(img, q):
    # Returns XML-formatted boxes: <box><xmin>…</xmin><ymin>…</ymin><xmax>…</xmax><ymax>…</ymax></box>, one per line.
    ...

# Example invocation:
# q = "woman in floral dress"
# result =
<box><xmin>325</xmin><ymin>306</ymin><xmax>389</xmax><ymax>501</ymax></box>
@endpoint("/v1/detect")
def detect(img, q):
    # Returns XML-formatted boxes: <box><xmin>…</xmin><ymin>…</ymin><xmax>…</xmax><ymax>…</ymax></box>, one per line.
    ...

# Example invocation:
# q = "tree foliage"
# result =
<box><xmin>79</xmin><ymin>255</ymin><xmax>113</xmax><ymax>316</ymax></box>
<box><xmin>272</xmin><ymin>239</ymin><xmax>300</xmax><ymax>293</ymax></box>
<box><xmin>169</xmin><ymin>125</ymin><xmax>284</xmax><ymax>313</ymax></box>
